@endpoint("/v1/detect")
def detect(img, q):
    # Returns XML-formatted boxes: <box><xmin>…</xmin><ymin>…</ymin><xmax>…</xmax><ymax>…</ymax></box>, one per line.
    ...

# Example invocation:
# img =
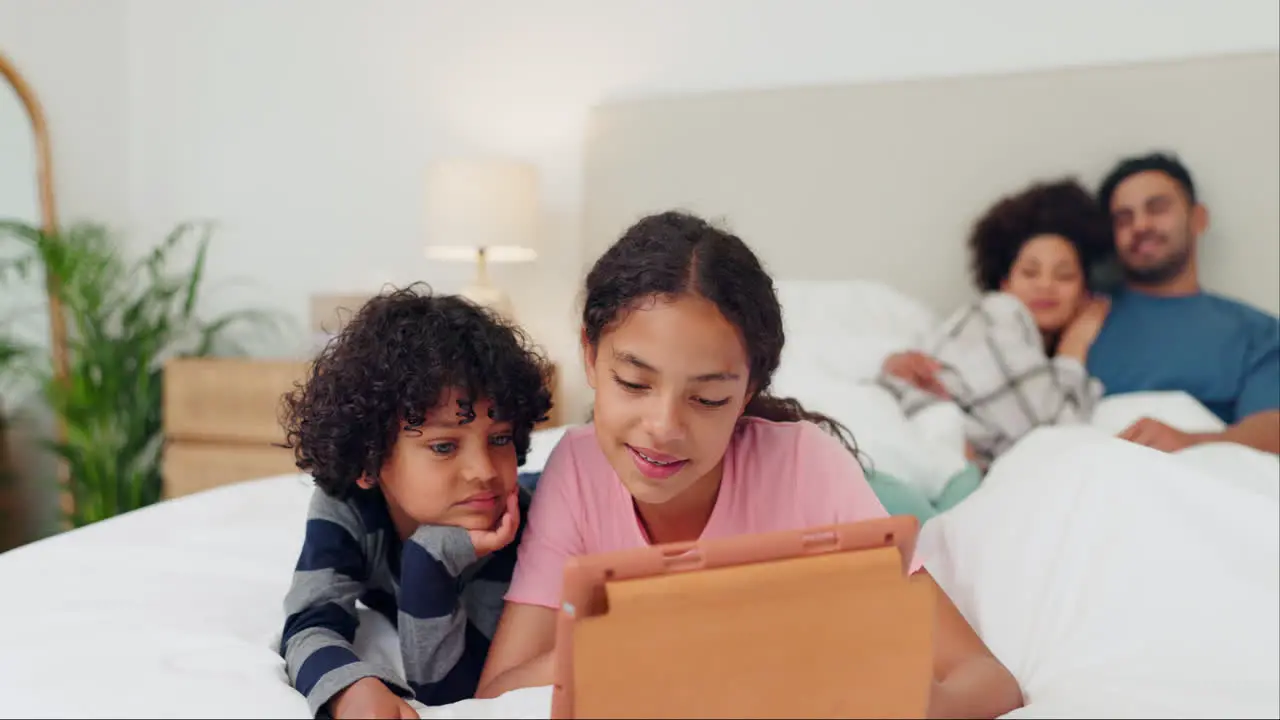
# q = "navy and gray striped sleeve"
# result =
<box><xmin>397</xmin><ymin>523</ymin><xmax>485</xmax><ymax>706</ymax></box>
<box><xmin>280</xmin><ymin>490</ymin><xmax>409</xmax><ymax>717</ymax></box>
<box><xmin>398</xmin><ymin>490</ymin><xmax>529</xmax><ymax>706</ymax></box>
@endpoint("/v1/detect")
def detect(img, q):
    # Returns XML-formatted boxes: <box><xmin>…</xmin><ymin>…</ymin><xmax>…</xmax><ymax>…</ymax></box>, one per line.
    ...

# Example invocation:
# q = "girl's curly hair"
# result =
<box><xmin>967</xmin><ymin>177</ymin><xmax>1113</xmax><ymax>292</ymax></box>
<box><xmin>280</xmin><ymin>283</ymin><xmax>553</xmax><ymax>499</ymax></box>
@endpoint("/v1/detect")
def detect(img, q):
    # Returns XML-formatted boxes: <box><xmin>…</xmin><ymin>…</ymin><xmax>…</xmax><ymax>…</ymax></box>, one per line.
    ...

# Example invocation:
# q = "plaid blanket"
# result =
<box><xmin>878</xmin><ymin>292</ymin><xmax>1102</xmax><ymax>469</ymax></box>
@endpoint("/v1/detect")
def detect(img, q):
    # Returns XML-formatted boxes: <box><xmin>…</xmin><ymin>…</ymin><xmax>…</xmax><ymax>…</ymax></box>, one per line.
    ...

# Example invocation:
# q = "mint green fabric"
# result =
<box><xmin>866</xmin><ymin>463</ymin><xmax>983</xmax><ymax>525</ymax></box>
<box><xmin>860</xmin><ymin>471</ymin><xmax>942</xmax><ymax>520</ymax></box>
<box><xmin>933</xmin><ymin>463</ymin><xmax>983</xmax><ymax>512</ymax></box>
<box><xmin>866</xmin><ymin>471</ymin><xmax>941</xmax><ymax>523</ymax></box>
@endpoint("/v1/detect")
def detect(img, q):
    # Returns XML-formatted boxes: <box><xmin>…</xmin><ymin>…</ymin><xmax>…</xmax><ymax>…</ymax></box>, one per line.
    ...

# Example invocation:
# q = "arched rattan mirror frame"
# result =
<box><xmin>1</xmin><ymin>49</ymin><xmax>72</xmax><ymax>524</ymax></box>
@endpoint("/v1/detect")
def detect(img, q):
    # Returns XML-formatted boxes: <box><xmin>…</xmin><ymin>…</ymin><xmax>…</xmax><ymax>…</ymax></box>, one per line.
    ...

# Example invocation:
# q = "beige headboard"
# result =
<box><xmin>582</xmin><ymin>51</ymin><xmax>1280</xmax><ymax>316</ymax></box>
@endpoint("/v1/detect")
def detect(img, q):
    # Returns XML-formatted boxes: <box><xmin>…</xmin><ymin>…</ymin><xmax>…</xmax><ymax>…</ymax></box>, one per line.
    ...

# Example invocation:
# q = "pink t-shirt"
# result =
<box><xmin>506</xmin><ymin>417</ymin><xmax>921</xmax><ymax>609</ymax></box>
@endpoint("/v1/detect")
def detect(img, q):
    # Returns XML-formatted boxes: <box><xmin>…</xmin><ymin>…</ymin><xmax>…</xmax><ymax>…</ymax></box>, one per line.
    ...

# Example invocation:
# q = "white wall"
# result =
<box><xmin>0</xmin><ymin>0</ymin><xmax>130</xmax><ymax>225</ymax></box>
<box><xmin>5</xmin><ymin>0</ymin><xmax>1280</xmax><ymax>423</ymax></box>
<box><xmin>0</xmin><ymin>0</ymin><xmax>130</xmax><ymax>365</ymax></box>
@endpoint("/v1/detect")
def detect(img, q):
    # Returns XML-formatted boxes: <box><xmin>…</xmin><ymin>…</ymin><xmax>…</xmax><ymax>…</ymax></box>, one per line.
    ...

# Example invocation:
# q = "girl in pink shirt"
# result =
<box><xmin>477</xmin><ymin>211</ymin><xmax>1023</xmax><ymax>718</ymax></box>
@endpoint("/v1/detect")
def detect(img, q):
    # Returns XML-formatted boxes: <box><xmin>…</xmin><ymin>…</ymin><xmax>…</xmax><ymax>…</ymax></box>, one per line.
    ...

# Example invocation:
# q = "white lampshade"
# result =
<box><xmin>423</xmin><ymin>158</ymin><xmax>540</xmax><ymax>262</ymax></box>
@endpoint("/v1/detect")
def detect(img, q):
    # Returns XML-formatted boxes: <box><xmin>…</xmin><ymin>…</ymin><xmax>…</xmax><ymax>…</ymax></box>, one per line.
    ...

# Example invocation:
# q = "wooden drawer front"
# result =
<box><xmin>163</xmin><ymin>357</ymin><xmax>311</xmax><ymax>445</ymax></box>
<box><xmin>162</xmin><ymin>441</ymin><xmax>301</xmax><ymax>499</ymax></box>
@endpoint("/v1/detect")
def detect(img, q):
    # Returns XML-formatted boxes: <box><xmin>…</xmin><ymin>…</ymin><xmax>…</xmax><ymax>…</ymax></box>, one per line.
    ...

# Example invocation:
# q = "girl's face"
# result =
<box><xmin>1000</xmin><ymin>234</ymin><xmax>1088</xmax><ymax>334</ymax></box>
<box><xmin>583</xmin><ymin>294</ymin><xmax>753</xmax><ymax>508</ymax></box>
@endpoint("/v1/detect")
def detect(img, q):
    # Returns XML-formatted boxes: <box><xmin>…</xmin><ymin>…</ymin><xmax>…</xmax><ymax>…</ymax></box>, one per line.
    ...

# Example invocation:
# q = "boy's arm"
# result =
<box><xmin>400</xmin><ymin>523</ymin><xmax>502</xmax><ymax>706</ymax></box>
<box><xmin>281</xmin><ymin>492</ymin><xmax>410</xmax><ymax>716</ymax></box>
<box><xmin>400</xmin><ymin>490</ymin><xmax>526</xmax><ymax>705</ymax></box>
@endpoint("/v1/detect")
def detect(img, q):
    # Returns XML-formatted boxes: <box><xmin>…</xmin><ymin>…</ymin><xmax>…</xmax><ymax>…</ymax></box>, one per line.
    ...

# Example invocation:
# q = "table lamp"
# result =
<box><xmin>423</xmin><ymin>157</ymin><xmax>540</xmax><ymax>320</ymax></box>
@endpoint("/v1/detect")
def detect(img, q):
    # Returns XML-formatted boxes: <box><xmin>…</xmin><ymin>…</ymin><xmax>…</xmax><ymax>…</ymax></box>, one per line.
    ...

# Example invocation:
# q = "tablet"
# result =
<box><xmin>549</xmin><ymin>514</ymin><xmax>934</xmax><ymax>719</ymax></box>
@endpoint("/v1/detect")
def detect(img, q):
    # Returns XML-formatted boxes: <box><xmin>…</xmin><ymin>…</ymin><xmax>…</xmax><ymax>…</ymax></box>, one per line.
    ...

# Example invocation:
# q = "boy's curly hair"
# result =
<box><xmin>280</xmin><ymin>283</ymin><xmax>553</xmax><ymax>499</ymax></box>
<box><xmin>967</xmin><ymin>177</ymin><xmax>1113</xmax><ymax>292</ymax></box>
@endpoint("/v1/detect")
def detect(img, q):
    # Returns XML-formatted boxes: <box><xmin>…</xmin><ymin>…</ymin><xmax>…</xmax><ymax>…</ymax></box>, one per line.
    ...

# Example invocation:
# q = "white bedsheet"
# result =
<box><xmin>1</xmin><ymin>420</ymin><xmax>1276</xmax><ymax>718</ymax></box>
<box><xmin>0</xmin><ymin>471</ymin><xmax>557</xmax><ymax>720</ymax></box>
<box><xmin>0</xmin><ymin>424</ymin><xmax>576</xmax><ymax>720</ymax></box>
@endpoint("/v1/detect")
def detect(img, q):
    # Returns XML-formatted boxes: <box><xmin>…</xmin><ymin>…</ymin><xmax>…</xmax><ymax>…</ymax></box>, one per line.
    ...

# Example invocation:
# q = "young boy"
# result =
<box><xmin>277</xmin><ymin>285</ymin><xmax>553</xmax><ymax>719</ymax></box>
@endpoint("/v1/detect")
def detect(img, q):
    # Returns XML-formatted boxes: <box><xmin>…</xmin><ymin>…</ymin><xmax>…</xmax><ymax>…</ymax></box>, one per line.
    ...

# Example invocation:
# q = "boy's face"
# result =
<box><xmin>362</xmin><ymin>388</ymin><xmax>519</xmax><ymax>538</ymax></box>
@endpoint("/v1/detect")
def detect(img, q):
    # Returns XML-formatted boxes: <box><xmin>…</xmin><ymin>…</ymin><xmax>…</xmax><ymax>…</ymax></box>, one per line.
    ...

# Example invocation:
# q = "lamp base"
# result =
<box><xmin>461</xmin><ymin>282</ymin><xmax>516</xmax><ymax>322</ymax></box>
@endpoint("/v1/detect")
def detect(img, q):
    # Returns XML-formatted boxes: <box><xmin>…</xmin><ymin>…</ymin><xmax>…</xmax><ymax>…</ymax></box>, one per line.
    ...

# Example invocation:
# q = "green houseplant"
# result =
<box><xmin>0</xmin><ymin>219</ymin><xmax>277</xmax><ymax>527</ymax></box>
<box><xmin>0</xmin><ymin>336</ymin><xmax>25</xmax><ymax>413</ymax></box>
<box><xmin>0</xmin><ymin>249</ymin><xmax>34</xmax><ymax>397</ymax></box>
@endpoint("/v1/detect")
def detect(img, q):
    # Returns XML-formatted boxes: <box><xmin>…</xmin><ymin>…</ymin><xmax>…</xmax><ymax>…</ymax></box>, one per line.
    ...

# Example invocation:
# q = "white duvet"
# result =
<box><xmin>921</xmin><ymin>427</ymin><xmax>1279</xmax><ymax>718</ymax></box>
<box><xmin>1</xmin><ymin>419</ymin><xmax>1276</xmax><ymax>718</ymax></box>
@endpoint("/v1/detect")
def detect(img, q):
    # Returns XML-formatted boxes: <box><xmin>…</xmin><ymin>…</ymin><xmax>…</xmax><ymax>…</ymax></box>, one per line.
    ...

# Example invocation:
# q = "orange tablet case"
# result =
<box><xmin>550</xmin><ymin>514</ymin><xmax>936</xmax><ymax>719</ymax></box>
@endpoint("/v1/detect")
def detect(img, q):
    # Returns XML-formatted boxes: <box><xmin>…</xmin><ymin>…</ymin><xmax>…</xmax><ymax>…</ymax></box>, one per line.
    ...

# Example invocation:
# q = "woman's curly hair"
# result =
<box><xmin>967</xmin><ymin>177</ymin><xmax>1113</xmax><ymax>292</ymax></box>
<box><xmin>280</xmin><ymin>283</ymin><xmax>553</xmax><ymax>499</ymax></box>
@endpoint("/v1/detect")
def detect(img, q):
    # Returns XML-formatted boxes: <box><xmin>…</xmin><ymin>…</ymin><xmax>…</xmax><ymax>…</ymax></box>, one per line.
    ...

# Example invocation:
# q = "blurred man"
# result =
<box><xmin>1084</xmin><ymin>152</ymin><xmax>1278</xmax><ymax>455</ymax></box>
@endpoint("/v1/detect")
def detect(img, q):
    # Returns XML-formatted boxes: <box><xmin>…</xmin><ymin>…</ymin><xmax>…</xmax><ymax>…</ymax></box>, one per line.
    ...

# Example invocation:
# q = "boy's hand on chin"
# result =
<box><xmin>329</xmin><ymin>677</ymin><xmax>418</xmax><ymax>720</ymax></box>
<box><xmin>468</xmin><ymin>489</ymin><xmax>521</xmax><ymax>558</ymax></box>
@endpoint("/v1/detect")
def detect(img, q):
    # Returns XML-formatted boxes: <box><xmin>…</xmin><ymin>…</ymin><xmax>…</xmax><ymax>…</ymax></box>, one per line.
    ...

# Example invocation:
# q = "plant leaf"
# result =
<box><xmin>6</xmin><ymin>219</ymin><xmax>290</xmax><ymax>526</ymax></box>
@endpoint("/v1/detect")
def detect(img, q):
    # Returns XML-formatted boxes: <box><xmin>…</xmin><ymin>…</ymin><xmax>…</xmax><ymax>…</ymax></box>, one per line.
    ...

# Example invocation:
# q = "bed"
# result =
<box><xmin>0</xmin><ymin>427</ymin><xmax>569</xmax><ymax>720</ymax></box>
<box><xmin>2</xmin><ymin>364</ymin><xmax>1276</xmax><ymax>719</ymax></box>
<box><xmin>3</xmin><ymin>51</ymin><xmax>1279</xmax><ymax>719</ymax></box>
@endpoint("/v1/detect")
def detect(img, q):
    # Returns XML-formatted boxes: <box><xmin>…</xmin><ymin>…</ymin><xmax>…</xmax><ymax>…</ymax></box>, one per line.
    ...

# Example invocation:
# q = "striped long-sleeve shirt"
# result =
<box><xmin>877</xmin><ymin>291</ymin><xmax>1104</xmax><ymax>469</ymax></box>
<box><xmin>279</xmin><ymin>486</ymin><xmax>529</xmax><ymax>716</ymax></box>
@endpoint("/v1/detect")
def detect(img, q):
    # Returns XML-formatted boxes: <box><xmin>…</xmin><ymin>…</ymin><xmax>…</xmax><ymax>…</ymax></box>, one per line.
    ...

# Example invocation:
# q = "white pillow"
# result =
<box><xmin>773</xmin><ymin>279</ymin><xmax>941</xmax><ymax>404</ymax></box>
<box><xmin>769</xmin><ymin>369</ymin><xmax>967</xmax><ymax>496</ymax></box>
<box><xmin>772</xmin><ymin>279</ymin><xmax>965</xmax><ymax>492</ymax></box>
<box><xmin>776</xmin><ymin>279</ymin><xmax>939</xmax><ymax>356</ymax></box>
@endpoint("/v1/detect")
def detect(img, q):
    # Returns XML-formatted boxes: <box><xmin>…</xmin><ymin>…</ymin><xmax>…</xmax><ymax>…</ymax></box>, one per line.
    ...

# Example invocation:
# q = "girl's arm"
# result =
<box><xmin>922</xmin><ymin>570</ymin><xmax>1025</xmax><ymax>719</ymax></box>
<box><xmin>475</xmin><ymin>602</ymin><xmax>558</xmax><ymax>698</ymax></box>
<box><xmin>477</xmin><ymin>434</ymin><xmax>586</xmax><ymax>697</ymax></box>
<box><xmin>798</xmin><ymin>424</ymin><xmax>1023</xmax><ymax>718</ymax></box>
